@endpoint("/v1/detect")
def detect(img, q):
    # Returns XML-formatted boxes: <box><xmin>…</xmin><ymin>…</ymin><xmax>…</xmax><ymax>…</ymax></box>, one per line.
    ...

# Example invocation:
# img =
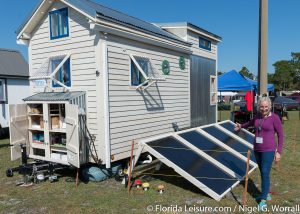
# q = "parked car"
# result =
<box><xmin>272</xmin><ymin>96</ymin><xmax>299</xmax><ymax>111</ymax></box>
<box><xmin>286</xmin><ymin>93</ymin><xmax>300</xmax><ymax>105</ymax></box>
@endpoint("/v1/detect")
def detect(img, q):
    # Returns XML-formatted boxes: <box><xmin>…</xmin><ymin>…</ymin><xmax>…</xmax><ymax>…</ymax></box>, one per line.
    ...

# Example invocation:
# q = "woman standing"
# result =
<box><xmin>234</xmin><ymin>96</ymin><xmax>284</xmax><ymax>211</ymax></box>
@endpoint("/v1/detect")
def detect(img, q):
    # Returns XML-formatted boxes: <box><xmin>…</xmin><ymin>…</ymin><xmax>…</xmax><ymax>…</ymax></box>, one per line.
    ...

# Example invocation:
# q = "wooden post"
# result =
<box><xmin>243</xmin><ymin>149</ymin><xmax>251</xmax><ymax>206</ymax></box>
<box><xmin>127</xmin><ymin>140</ymin><xmax>135</xmax><ymax>193</ymax></box>
<box><xmin>76</xmin><ymin>168</ymin><xmax>79</xmax><ymax>188</ymax></box>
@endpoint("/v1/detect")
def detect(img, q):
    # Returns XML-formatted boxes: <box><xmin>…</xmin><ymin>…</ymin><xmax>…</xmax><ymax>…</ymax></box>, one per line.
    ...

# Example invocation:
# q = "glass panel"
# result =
<box><xmin>131</xmin><ymin>60</ymin><xmax>139</xmax><ymax>86</ymax></box>
<box><xmin>219</xmin><ymin>122</ymin><xmax>254</xmax><ymax>144</ymax></box>
<box><xmin>147</xmin><ymin>137</ymin><xmax>237</xmax><ymax>195</ymax></box>
<box><xmin>51</xmin><ymin>13</ymin><xmax>58</xmax><ymax>38</ymax></box>
<box><xmin>52</xmin><ymin>58</ymin><xmax>71</xmax><ymax>87</ymax></box>
<box><xmin>179</xmin><ymin>131</ymin><xmax>252</xmax><ymax>177</ymax></box>
<box><xmin>202</xmin><ymin>126</ymin><xmax>256</xmax><ymax>162</ymax></box>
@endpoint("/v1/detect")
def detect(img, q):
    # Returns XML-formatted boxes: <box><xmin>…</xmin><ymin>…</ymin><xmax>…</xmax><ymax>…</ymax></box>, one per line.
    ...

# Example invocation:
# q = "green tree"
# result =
<box><xmin>271</xmin><ymin>52</ymin><xmax>300</xmax><ymax>90</ymax></box>
<box><xmin>272</xmin><ymin>60</ymin><xmax>294</xmax><ymax>90</ymax></box>
<box><xmin>239</xmin><ymin>66</ymin><xmax>254</xmax><ymax>79</ymax></box>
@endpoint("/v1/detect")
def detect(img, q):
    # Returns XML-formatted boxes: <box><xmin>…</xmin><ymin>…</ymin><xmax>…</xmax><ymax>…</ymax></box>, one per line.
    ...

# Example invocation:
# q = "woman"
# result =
<box><xmin>234</xmin><ymin>96</ymin><xmax>284</xmax><ymax>210</ymax></box>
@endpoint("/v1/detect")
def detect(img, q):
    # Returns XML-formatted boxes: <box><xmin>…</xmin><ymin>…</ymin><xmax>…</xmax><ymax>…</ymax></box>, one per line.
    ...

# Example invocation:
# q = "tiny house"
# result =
<box><xmin>0</xmin><ymin>49</ymin><xmax>30</xmax><ymax>137</ymax></box>
<box><xmin>12</xmin><ymin>0</ymin><xmax>221</xmax><ymax>169</ymax></box>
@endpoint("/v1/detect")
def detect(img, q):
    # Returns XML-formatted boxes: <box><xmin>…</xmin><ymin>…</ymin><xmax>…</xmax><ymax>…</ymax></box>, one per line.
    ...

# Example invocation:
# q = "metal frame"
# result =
<box><xmin>134</xmin><ymin>121</ymin><xmax>258</xmax><ymax>201</ymax></box>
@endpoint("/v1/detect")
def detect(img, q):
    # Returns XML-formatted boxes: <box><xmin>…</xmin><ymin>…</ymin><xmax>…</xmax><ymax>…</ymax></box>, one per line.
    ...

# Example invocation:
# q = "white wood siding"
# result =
<box><xmin>0</xmin><ymin>79</ymin><xmax>30</xmax><ymax>128</ymax></box>
<box><xmin>28</xmin><ymin>3</ymin><xmax>103</xmax><ymax>159</ymax></box>
<box><xmin>187</xmin><ymin>31</ymin><xmax>217</xmax><ymax>60</ymax></box>
<box><xmin>106</xmin><ymin>35</ymin><xmax>190</xmax><ymax>161</ymax></box>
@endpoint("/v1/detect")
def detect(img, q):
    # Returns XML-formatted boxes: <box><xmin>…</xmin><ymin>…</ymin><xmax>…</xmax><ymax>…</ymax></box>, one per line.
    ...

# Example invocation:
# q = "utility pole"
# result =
<box><xmin>258</xmin><ymin>0</ymin><xmax>268</xmax><ymax>96</ymax></box>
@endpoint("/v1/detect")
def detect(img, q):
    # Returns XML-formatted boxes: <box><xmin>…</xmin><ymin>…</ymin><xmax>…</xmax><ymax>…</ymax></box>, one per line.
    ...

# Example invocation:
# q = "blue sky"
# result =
<box><xmin>0</xmin><ymin>0</ymin><xmax>299</xmax><ymax>75</ymax></box>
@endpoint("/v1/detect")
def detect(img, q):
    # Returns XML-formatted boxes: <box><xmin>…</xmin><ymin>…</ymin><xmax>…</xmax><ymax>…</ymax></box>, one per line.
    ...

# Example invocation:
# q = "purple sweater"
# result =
<box><xmin>241</xmin><ymin>113</ymin><xmax>284</xmax><ymax>154</ymax></box>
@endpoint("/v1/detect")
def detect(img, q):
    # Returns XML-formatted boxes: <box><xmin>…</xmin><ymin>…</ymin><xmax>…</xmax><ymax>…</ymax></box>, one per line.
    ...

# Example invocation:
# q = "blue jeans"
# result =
<box><xmin>254</xmin><ymin>151</ymin><xmax>275</xmax><ymax>200</ymax></box>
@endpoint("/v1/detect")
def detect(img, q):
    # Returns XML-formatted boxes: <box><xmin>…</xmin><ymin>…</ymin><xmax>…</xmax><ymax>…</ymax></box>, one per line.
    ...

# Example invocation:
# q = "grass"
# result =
<box><xmin>0</xmin><ymin>111</ymin><xmax>299</xmax><ymax>214</ymax></box>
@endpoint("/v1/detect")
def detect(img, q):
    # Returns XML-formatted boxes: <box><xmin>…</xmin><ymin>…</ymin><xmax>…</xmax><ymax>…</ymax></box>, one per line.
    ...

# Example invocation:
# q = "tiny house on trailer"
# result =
<box><xmin>12</xmin><ymin>0</ymin><xmax>221</xmax><ymax>169</ymax></box>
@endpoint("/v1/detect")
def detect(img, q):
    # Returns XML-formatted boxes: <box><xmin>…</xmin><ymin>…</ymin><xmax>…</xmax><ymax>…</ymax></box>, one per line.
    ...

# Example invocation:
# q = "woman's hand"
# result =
<box><xmin>234</xmin><ymin>123</ymin><xmax>241</xmax><ymax>131</ymax></box>
<box><xmin>274</xmin><ymin>152</ymin><xmax>281</xmax><ymax>162</ymax></box>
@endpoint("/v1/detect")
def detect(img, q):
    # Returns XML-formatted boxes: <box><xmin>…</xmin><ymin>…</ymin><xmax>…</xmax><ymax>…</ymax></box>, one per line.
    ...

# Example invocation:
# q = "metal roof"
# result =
<box><xmin>0</xmin><ymin>49</ymin><xmax>29</xmax><ymax>78</ymax></box>
<box><xmin>17</xmin><ymin>0</ymin><xmax>189</xmax><ymax>46</ymax></box>
<box><xmin>23</xmin><ymin>91</ymin><xmax>85</xmax><ymax>101</ymax></box>
<box><xmin>157</xmin><ymin>22</ymin><xmax>222</xmax><ymax>41</ymax></box>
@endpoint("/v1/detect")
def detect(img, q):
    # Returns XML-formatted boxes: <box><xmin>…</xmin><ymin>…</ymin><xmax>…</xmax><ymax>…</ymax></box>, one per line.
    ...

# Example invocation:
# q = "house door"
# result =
<box><xmin>190</xmin><ymin>55</ymin><xmax>216</xmax><ymax>127</ymax></box>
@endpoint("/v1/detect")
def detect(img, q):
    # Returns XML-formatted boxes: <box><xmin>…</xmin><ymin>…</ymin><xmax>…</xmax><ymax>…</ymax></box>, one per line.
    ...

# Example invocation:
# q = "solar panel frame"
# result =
<box><xmin>217</xmin><ymin>120</ymin><xmax>255</xmax><ymax>147</ymax></box>
<box><xmin>200</xmin><ymin>124</ymin><xmax>256</xmax><ymax>163</ymax></box>
<box><xmin>179</xmin><ymin>129</ymin><xmax>257</xmax><ymax>176</ymax></box>
<box><xmin>134</xmin><ymin>121</ymin><xmax>258</xmax><ymax>201</ymax></box>
<box><xmin>142</xmin><ymin>137</ymin><xmax>240</xmax><ymax>201</ymax></box>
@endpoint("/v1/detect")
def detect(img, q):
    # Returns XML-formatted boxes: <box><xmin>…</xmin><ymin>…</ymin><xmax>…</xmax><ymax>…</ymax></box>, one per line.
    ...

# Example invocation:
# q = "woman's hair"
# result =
<box><xmin>257</xmin><ymin>96</ymin><xmax>272</xmax><ymax>112</ymax></box>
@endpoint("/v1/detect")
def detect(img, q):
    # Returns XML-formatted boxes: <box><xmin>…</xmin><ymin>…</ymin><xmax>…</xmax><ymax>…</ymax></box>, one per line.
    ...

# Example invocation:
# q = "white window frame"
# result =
<box><xmin>0</xmin><ymin>79</ymin><xmax>7</xmax><ymax>103</ymax></box>
<box><xmin>210</xmin><ymin>75</ymin><xmax>217</xmax><ymax>105</ymax></box>
<box><xmin>129</xmin><ymin>54</ymin><xmax>165</xmax><ymax>90</ymax></box>
<box><xmin>30</xmin><ymin>53</ymin><xmax>71</xmax><ymax>90</ymax></box>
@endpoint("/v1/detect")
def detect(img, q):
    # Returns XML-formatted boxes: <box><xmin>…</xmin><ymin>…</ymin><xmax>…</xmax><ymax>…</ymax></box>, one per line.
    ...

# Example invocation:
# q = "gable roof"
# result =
<box><xmin>17</xmin><ymin>0</ymin><xmax>189</xmax><ymax>46</ymax></box>
<box><xmin>0</xmin><ymin>49</ymin><xmax>29</xmax><ymax>78</ymax></box>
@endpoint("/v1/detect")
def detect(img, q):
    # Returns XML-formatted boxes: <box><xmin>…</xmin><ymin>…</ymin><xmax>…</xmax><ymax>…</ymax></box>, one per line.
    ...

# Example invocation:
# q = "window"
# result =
<box><xmin>51</xmin><ymin>57</ymin><xmax>71</xmax><ymax>88</ymax></box>
<box><xmin>0</xmin><ymin>79</ymin><xmax>7</xmax><ymax>103</ymax></box>
<box><xmin>131</xmin><ymin>56</ymin><xmax>149</xmax><ymax>86</ymax></box>
<box><xmin>210</xmin><ymin>75</ymin><xmax>217</xmax><ymax>105</ymax></box>
<box><xmin>130</xmin><ymin>55</ymin><xmax>165</xmax><ymax>90</ymax></box>
<box><xmin>199</xmin><ymin>37</ymin><xmax>211</xmax><ymax>51</ymax></box>
<box><xmin>49</xmin><ymin>8</ymin><xmax>69</xmax><ymax>40</ymax></box>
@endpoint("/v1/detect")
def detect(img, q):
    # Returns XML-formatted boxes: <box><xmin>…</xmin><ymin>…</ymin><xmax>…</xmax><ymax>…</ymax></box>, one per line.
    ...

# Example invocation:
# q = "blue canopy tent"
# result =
<box><xmin>218</xmin><ymin>70</ymin><xmax>252</xmax><ymax>91</ymax></box>
<box><xmin>218</xmin><ymin>70</ymin><xmax>274</xmax><ymax>92</ymax></box>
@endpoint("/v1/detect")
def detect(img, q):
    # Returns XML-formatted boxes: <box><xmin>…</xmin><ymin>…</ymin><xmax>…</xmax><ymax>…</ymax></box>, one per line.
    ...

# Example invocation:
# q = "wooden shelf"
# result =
<box><xmin>49</xmin><ymin>129</ymin><xmax>66</xmax><ymax>133</ymax></box>
<box><xmin>28</xmin><ymin>128</ymin><xmax>44</xmax><ymax>131</ymax></box>
<box><xmin>51</xmin><ymin>148</ymin><xmax>67</xmax><ymax>153</ymax></box>
<box><xmin>28</xmin><ymin>113</ymin><xmax>43</xmax><ymax>116</ymax></box>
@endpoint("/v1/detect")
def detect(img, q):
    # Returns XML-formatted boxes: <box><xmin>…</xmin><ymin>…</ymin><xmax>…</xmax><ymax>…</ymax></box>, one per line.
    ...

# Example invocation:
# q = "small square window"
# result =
<box><xmin>131</xmin><ymin>56</ymin><xmax>149</xmax><ymax>86</ymax></box>
<box><xmin>199</xmin><ymin>37</ymin><xmax>211</xmax><ymax>51</ymax></box>
<box><xmin>0</xmin><ymin>79</ymin><xmax>7</xmax><ymax>103</ymax></box>
<box><xmin>49</xmin><ymin>8</ymin><xmax>69</xmax><ymax>40</ymax></box>
<box><xmin>51</xmin><ymin>58</ymin><xmax>71</xmax><ymax>87</ymax></box>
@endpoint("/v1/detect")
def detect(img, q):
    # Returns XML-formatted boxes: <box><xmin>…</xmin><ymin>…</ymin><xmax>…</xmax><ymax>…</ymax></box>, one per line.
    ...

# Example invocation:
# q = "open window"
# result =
<box><xmin>0</xmin><ymin>79</ymin><xmax>7</xmax><ymax>103</ymax></box>
<box><xmin>210</xmin><ymin>75</ymin><xmax>217</xmax><ymax>105</ymax></box>
<box><xmin>130</xmin><ymin>54</ymin><xmax>165</xmax><ymax>90</ymax></box>
<box><xmin>30</xmin><ymin>53</ymin><xmax>71</xmax><ymax>90</ymax></box>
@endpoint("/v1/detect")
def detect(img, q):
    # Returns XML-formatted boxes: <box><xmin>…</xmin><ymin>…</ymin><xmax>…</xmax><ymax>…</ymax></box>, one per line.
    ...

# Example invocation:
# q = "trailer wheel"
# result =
<box><xmin>6</xmin><ymin>168</ymin><xmax>13</xmax><ymax>177</ymax></box>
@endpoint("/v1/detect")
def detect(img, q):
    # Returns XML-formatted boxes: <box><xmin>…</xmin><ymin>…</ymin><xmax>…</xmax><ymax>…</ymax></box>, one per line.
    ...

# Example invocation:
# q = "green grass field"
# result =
<box><xmin>0</xmin><ymin>111</ymin><xmax>299</xmax><ymax>214</ymax></box>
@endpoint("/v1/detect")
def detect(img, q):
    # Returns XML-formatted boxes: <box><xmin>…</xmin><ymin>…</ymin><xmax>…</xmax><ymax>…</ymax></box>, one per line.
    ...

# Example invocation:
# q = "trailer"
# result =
<box><xmin>11</xmin><ymin>0</ymin><xmax>221</xmax><ymax>172</ymax></box>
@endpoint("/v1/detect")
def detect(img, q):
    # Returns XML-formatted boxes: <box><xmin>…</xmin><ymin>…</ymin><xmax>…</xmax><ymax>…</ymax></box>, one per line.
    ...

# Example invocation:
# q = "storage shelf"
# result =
<box><xmin>31</xmin><ymin>142</ymin><xmax>46</xmax><ymax>149</ymax></box>
<box><xmin>28</xmin><ymin>113</ymin><xmax>43</xmax><ymax>116</ymax></box>
<box><xmin>51</xmin><ymin>148</ymin><xmax>67</xmax><ymax>153</ymax></box>
<box><xmin>28</xmin><ymin>128</ymin><xmax>44</xmax><ymax>131</ymax></box>
<box><xmin>49</xmin><ymin>129</ymin><xmax>66</xmax><ymax>133</ymax></box>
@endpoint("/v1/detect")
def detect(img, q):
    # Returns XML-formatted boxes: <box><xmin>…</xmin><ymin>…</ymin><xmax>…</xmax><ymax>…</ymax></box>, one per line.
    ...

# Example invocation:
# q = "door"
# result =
<box><xmin>190</xmin><ymin>55</ymin><xmax>216</xmax><ymax>127</ymax></box>
<box><xmin>65</xmin><ymin>104</ymin><xmax>79</xmax><ymax>167</ymax></box>
<box><xmin>9</xmin><ymin>104</ymin><xmax>29</xmax><ymax>160</ymax></box>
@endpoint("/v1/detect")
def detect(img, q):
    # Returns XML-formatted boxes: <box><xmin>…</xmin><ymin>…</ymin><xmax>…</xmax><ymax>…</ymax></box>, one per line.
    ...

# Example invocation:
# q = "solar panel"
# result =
<box><xmin>218</xmin><ymin>121</ymin><xmax>254</xmax><ymax>144</ymax></box>
<box><xmin>201</xmin><ymin>125</ymin><xmax>256</xmax><ymax>162</ymax></box>
<box><xmin>179</xmin><ymin>131</ymin><xmax>253</xmax><ymax>177</ymax></box>
<box><xmin>147</xmin><ymin>137</ymin><xmax>238</xmax><ymax>196</ymax></box>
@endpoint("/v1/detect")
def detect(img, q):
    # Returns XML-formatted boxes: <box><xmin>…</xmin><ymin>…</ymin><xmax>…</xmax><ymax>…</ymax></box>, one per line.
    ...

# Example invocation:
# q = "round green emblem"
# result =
<box><xmin>179</xmin><ymin>56</ymin><xmax>185</xmax><ymax>70</ymax></box>
<box><xmin>162</xmin><ymin>60</ymin><xmax>170</xmax><ymax>75</ymax></box>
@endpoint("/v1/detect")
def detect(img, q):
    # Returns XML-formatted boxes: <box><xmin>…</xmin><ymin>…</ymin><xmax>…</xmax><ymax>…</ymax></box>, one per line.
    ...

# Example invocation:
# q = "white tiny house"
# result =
<box><xmin>13</xmin><ymin>0</ymin><xmax>221</xmax><ymax>169</ymax></box>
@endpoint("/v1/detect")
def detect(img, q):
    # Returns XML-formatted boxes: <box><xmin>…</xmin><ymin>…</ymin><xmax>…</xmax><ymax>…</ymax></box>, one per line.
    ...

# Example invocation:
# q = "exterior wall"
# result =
<box><xmin>28</xmin><ymin>2</ymin><xmax>103</xmax><ymax>158</ymax></box>
<box><xmin>162</xmin><ymin>28</ymin><xmax>188</xmax><ymax>42</ymax></box>
<box><xmin>187</xmin><ymin>30</ymin><xmax>217</xmax><ymax>60</ymax></box>
<box><xmin>106</xmin><ymin>34</ymin><xmax>190</xmax><ymax>161</ymax></box>
<box><xmin>190</xmin><ymin>55</ymin><xmax>216</xmax><ymax>127</ymax></box>
<box><xmin>0</xmin><ymin>79</ymin><xmax>30</xmax><ymax>128</ymax></box>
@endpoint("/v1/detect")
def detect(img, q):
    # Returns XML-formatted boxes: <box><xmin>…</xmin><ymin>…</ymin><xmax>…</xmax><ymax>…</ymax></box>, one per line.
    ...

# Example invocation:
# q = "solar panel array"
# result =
<box><xmin>137</xmin><ymin>120</ymin><xmax>257</xmax><ymax>201</ymax></box>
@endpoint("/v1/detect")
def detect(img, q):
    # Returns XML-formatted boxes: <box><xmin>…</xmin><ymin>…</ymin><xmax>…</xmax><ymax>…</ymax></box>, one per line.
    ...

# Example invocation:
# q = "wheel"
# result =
<box><xmin>6</xmin><ymin>168</ymin><xmax>13</xmax><ymax>177</ymax></box>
